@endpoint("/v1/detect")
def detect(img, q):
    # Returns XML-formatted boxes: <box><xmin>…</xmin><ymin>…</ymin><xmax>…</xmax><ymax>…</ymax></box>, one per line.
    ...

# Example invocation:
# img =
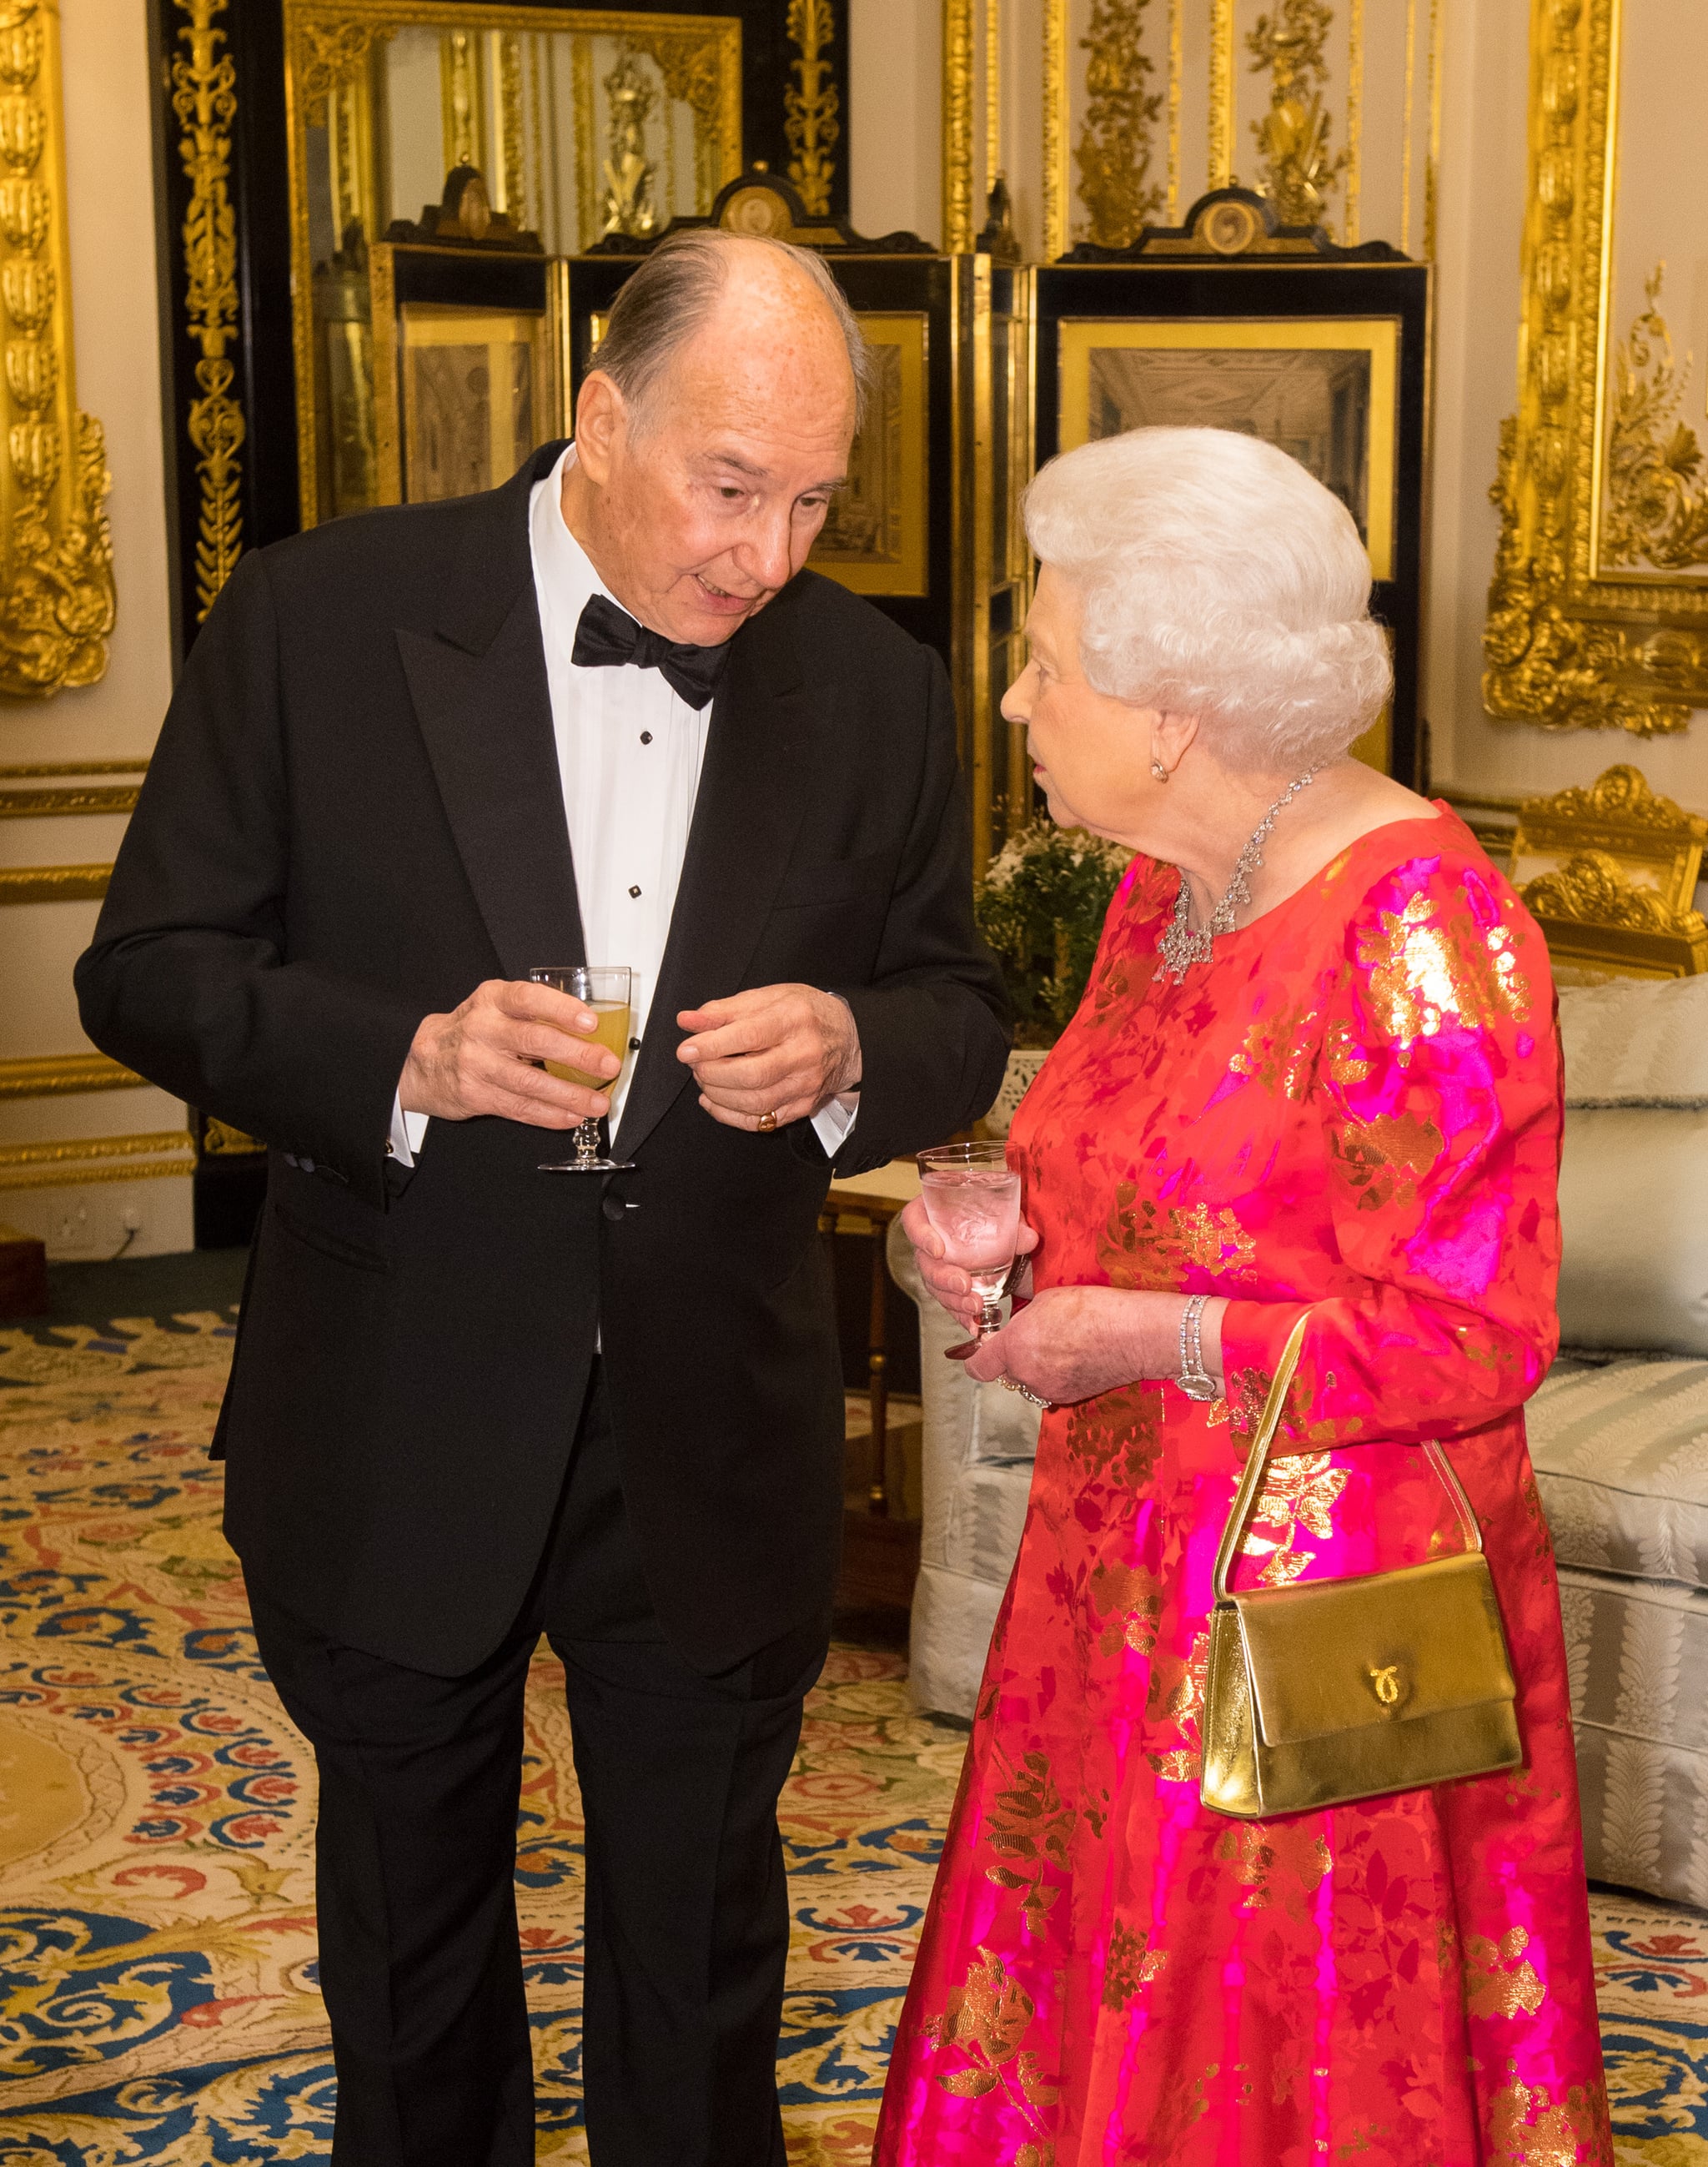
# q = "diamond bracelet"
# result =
<box><xmin>1176</xmin><ymin>1293</ymin><xmax>1218</xmax><ymax>1402</ymax></box>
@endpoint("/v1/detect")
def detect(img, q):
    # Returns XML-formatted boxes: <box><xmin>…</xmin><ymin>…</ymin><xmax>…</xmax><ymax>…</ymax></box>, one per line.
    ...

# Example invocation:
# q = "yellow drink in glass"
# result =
<box><xmin>545</xmin><ymin>1000</ymin><xmax>630</xmax><ymax>1090</ymax></box>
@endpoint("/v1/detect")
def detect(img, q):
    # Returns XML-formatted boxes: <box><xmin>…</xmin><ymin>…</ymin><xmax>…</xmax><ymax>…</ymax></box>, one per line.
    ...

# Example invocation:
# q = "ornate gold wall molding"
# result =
<box><xmin>0</xmin><ymin>783</ymin><xmax>137</xmax><ymax>817</ymax></box>
<box><xmin>0</xmin><ymin>0</ymin><xmax>115</xmax><ymax>696</ymax></box>
<box><xmin>1075</xmin><ymin>0</ymin><xmax>1163</xmax><ymax>250</ymax></box>
<box><xmin>0</xmin><ymin>1129</ymin><xmax>196</xmax><ymax>1191</ymax></box>
<box><xmin>1208</xmin><ymin>0</ymin><xmax>1235</xmax><ymax>187</ymax></box>
<box><xmin>785</xmin><ymin>0</ymin><xmax>838</xmax><ymax>219</ymax></box>
<box><xmin>170</xmin><ymin>0</ymin><xmax>245</xmax><ymax>623</ymax></box>
<box><xmin>1601</xmin><ymin>267</ymin><xmax>1708</xmax><ymax>576</ymax></box>
<box><xmin>1484</xmin><ymin>0</ymin><xmax>1708</xmax><ymax>735</ymax></box>
<box><xmin>1041</xmin><ymin>0</ymin><xmax>1068</xmax><ymax>258</ymax></box>
<box><xmin>1245</xmin><ymin>0</ymin><xmax>1347</xmax><ymax>230</ymax></box>
<box><xmin>0</xmin><ymin>860</ymin><xmax>107</xmax><ymax>902</ymax></box>
<box><xmin>942</xmin><ymin>0</ymin><xmax>974</xmax><ymax>252</ymax></box>
<box><xmin>0</xmin><ymin>1052</ymin><xmax>145</xmax><ymax>1098</ymax></box>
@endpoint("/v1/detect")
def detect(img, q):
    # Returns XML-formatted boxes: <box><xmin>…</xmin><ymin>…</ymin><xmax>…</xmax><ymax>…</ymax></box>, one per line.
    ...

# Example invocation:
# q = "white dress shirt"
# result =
<box><xmin>391</xmin><ymin>445</ymin><xmax>856</xmax><ymax>1164</ymax></box>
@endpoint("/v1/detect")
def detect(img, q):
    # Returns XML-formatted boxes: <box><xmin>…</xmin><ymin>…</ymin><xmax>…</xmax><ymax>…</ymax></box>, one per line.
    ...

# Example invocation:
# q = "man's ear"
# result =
<box><xmin>574</xmin><ymin>372</ymin><xmax>626</xmax><ymax>487</ymax></box>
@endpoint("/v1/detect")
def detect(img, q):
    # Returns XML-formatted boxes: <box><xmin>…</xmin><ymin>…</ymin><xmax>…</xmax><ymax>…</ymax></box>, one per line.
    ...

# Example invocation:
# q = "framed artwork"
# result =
<box><xmin>1057</xmin><ymin>317</ymin><xmax>1399</xmax><ymax>579</ymax></box>
<box><xmin>809</xmin><ymin>313</ymin><xmax>929</xmax><ymax>597</ymax></box>
<box><xmin>367</xmin><ymin>240</ymin><xmax>566</xmax><ymax>507</ymax></box>
<box><xmin>1035</xmin><ymin>193</ymin><xmax>1430</xmax><ymax>786</ymax></box>
<box><xmin>398</xmin><ymin>306</ymin><xmax>545</xmax><ymax>502</ymax></box>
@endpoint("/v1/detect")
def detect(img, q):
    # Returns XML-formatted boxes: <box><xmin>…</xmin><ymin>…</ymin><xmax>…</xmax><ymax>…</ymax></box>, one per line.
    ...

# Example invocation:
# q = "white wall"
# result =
<box><xmin>0</xmin><ymin>0</ymin><xmax>189</xmax><ymax>1260</ymax></box>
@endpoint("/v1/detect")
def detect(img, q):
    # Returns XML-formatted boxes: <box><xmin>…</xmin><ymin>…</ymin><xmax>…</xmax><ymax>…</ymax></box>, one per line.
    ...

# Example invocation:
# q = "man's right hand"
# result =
<box><xmin>399</xmin><ymin>980</ymin><xmax>620</xmax><ymax>1127</ymax></box>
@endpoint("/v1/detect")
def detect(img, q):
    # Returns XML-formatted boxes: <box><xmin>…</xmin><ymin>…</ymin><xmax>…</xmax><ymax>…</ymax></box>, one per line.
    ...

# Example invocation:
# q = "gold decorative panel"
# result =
<box><xmin>0</xmin><ymin>0</ymin><xmax>115</xmax><ymax>693</ymax></box>
<box><xmin>1485</xmin><ymin>0</ymin><xmax>1708</xmax><ymax>734</ymax></box>
<box><xmin>808</xmin><ymin>314</ymin><xmax>928</xmax><ymax>599</ymax></box>
<box><xmin>282</xmin><ymin>1</ymin><xmax>741</xmax><ymax>527</ymax></box>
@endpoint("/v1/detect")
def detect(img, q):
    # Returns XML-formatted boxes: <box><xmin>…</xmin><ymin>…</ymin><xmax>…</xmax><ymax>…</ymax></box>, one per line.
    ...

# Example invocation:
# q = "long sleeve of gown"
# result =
<box><xmin>1217</xmin><ymin>850</ymin><xmax>1564</xmax><ymax>1451</ymax></box>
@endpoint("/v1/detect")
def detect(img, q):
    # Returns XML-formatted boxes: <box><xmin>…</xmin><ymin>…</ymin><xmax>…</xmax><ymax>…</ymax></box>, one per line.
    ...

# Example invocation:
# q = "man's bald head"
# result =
<box><xmin>592</xmin><ymin>230</ymin><xmax>869</xmax><ymax>434</ymax></box>
<box><xmin>562</xmin><ymin>230</ymin><xmax>865</xmax><ymax>646</ymax></box>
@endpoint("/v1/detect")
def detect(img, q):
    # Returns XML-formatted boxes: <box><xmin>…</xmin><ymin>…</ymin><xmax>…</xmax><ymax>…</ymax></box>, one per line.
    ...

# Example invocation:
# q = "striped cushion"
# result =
<box><xmin>1558</xmin><ymin>1564</ymin><xmax>1708</xmax><ymax>1908</ymax></box>
<box><xmin>1527</xmin><ymin>1358</ymin><xmax>1708</xmax><ymax>1591</ymax></box>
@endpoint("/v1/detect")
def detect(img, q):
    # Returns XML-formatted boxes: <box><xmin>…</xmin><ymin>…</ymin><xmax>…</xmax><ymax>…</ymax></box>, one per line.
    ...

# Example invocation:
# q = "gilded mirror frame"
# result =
<box><xmin>281</xmin><ymin>0</ymin><xmax>742</xmax><ymax>530</ymax></box>
<box><xmin>1484</xmin><ymin>0</ymin><xmax>1708</xmax><ymax>735</ymax></box>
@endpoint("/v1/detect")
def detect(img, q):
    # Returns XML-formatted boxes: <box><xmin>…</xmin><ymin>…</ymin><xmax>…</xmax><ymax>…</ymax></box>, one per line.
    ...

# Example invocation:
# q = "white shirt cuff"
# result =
<box><xmin>811</xmin><ymin>1091</ymin><xmax>859</xmax><ymax>1156</ymax></box>
<box><xmin>388</xmin><ymin>1091</ymin><xmax>430</xmax><ymax>1168</ymax></box>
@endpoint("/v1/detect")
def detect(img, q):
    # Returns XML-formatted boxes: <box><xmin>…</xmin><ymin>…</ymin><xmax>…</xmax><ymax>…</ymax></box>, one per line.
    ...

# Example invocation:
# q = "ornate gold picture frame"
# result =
<box><xmin>808</xmin><ymin>313</ymin><xmax>928</xmax><ymax>599</ymax></box>
<box><xmin>1485</xmin><ymin>0</ymin><xmax>1708</xmax><ymax>735</ymax></box>
<box><xmin>282</xmin><ymin>0</ymin><xmax>741</xmax><ymax>528</ymax></box>
<box><xmin>1056</xmin><ymin>316</ymin><xmax>1400</xmax><ymax>580</ymax></box>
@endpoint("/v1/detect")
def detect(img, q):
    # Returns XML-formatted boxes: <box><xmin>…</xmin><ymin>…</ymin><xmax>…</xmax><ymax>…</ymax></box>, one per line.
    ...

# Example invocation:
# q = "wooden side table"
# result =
<box><xmin>821</xmin><ymin>1159</ymin><xmax>922</xmax><ymax>1609</ymax></box>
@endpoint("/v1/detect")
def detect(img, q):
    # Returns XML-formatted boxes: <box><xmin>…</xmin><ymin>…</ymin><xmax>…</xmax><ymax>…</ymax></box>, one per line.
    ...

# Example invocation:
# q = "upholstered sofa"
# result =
<box><xmin>891</xmin><ymin>966</ymin><xmax>1708</xmax><ymax>1911</ymax></box>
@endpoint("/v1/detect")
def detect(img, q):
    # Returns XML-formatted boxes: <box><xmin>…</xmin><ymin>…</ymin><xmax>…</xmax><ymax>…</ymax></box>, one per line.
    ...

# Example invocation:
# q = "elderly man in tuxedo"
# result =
<box><xmin>77</xmin><ymin>230</ymin><xmax>1007</xmax><ymax>2167</ymax></box>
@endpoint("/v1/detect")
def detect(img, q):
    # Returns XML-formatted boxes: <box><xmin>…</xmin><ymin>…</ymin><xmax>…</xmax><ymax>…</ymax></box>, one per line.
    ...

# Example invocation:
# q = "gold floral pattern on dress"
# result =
<box><xmin>1466</xmin><ymin>1927</ymin><xmax>1548</xmax><ymax>2020</ymax></box>
<box><xmin>1101</xmin><ymin>1918</ymin><xmax>1168</xmax><ymax>2006</ymax></box>
<box><xmin>1488</xmin><ymin>2069</ymin><xmax>1614</xmax><ymax>2165</ymax></box>
<box><xmin>921</xmin><ymin>1946</ymin><xmax>1058</xmax><ymax>2160</ymax></box>
<box><xmin>1063</xmin><ymin>1383</ymin><xmax>1163</xmax><ymax>1491</ymax></box>
<box><xmin>983</xmin><ymin>1747</ymin><xmax>1078</xmax><ymax>1935</ymax></box>
<box><xmin>1324</xmin><ymin>1017</ymin><xmax>1373</xmax><ymax>1084</ymax></box>
<box><xmin>1240</xmin><ymin>1450</ymin><xmax>1349</xmax><ymax>1586</ymax></box>
<box><xmin>1215</xmin><ymin>1821</ymin><xmax>1333</xmax><ymax>1913</ymax></box>
<box><xmin>1358</xmin><ymin>890</ymin><xmax>1533</xmax><ymax>1049</ymax></box>
<box><xmin>1328</xmin><ymin>1110</ymin><xmax>1447</xmax><ymax>1214</ymax></box>
<box><xmin>1228</xmin><ymin>1005</ymin><xmax>1321</xmax><ymax>1099</ymax></box>
<box><xmin>1088</xmin><ymin>1557</ymin><xmax>1163</xmax><ymax>1658</ymax></box>
<box><xmin>1099</xmin><ymin>1185</ymin><xmax>1256</xmax><ymax>1291</ymax></box>
<box><xmin>1144</xmin><ymin>1629</ymin><xmax>1209</xmax><ymax>1781</ymax></box>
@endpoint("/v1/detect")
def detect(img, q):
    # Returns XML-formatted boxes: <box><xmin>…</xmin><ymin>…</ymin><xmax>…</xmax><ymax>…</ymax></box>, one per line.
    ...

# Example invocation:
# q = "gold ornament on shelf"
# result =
<box><xmin>600</xmin><ymin>51</ymin><xmax>657</xmax><ymax>240</ymax></box>
<box><xmin>1245</xmin><ymin>0</ymin><xmax>1346</xmax><ymax>230</ymax></box>
<box><xmin>0</xmin><ymin>0</ymin><xmax>115</xmax><ymax>696</ymax></box>
<box><xmin>1601</xmin><ymin>266</ymin><xmax>1708</xmax><ymax>576</ymax></box>
<box><xmin>172</xmin><ymin>0</ymin><xmax>245</xmax><ymax>622</ymax></box>
<box><xmin>1075</xmin><ymin>0</ymin><xmax>1164</xmax><ymax>249</ymax></box>
<box><xmin>785</xmin><ymin>0</ymin><xmax>838</xmax><ymax>219</ymax></box>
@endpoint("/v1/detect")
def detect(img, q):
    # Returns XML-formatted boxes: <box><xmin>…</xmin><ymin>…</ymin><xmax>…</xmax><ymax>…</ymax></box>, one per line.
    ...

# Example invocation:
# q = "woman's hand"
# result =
<box><xmin>900</xmin><ymin>1194</ymin><xmax>1038</xmax><ymax>1335</ymax></box>
<box><xmin>961</xmin><ymin>1287</ymin><xmax>1228</xmax><ymax>1409</ymax></box>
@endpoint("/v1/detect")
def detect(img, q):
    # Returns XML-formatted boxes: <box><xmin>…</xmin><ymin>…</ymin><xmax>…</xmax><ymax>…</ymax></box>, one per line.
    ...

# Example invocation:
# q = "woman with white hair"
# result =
<box><xmin>876</xmin><ymin>429</ymin><xmax>1611</xmax><ymax>2164</ymax></box>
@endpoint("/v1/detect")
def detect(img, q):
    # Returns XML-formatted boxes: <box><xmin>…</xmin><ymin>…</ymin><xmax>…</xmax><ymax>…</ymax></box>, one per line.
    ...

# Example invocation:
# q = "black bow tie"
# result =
<box><xmin>570</xmin><ymin>593</ymin><xmax>730</xmax><ymax>711</ymax></box>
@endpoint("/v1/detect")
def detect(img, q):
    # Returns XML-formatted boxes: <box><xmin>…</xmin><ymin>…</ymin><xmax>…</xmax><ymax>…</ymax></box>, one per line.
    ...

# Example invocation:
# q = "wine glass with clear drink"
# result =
<box><xmin>530</xmin><ymin>965</ymin><xmax>637</xmax><ymax>1174</ymax></box>
<box><xmin>918</xmin><ymin>1141</ymin><xmax>1022</xmax><ymax>1339</ymax></box>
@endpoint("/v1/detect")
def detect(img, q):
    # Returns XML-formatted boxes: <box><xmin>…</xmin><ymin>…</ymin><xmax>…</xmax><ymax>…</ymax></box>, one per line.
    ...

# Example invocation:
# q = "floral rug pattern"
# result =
<box><xmin>0</xmin><ymin>1314</ymin><xmax>1701</xmax><ymax>2164</ymax></box>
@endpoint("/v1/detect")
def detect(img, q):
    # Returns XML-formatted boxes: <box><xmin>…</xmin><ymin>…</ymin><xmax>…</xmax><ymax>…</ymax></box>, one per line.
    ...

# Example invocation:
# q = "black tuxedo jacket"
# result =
<box><xmin>77</xmin><ymin>442</ymin><xmax>1008</xmax><ymax>1677</ymax></box>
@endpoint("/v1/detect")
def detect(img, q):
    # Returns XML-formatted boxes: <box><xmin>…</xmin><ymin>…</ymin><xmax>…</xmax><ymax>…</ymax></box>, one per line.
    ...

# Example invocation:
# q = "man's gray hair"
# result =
<box><xmin>1022</xmin><ymin>425</ymin><xmax>1393</xmax><ymax>772</ymax></box>
<box><xmin>593</xmin><ymin>228</ymin><xmax>872</xmax><ymax>429</ymax></box>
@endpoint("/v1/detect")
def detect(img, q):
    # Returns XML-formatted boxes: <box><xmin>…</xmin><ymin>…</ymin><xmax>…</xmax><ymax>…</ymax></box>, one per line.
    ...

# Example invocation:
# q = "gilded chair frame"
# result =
<box><xmin>1484</xmin><ymin>0</ymin><xmax>1708</xmax><ymax>736</ymax></box>
<box><xmin>1507</xmin><ymin>767</ymin><xmax>1708</xmax><ymax>982</ymax></box>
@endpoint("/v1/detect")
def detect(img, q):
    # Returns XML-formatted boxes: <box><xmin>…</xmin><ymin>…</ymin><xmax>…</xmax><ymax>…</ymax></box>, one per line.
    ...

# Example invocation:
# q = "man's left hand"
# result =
<box><xmin>677</xmin><ymin>985</ymin><xmax>861</xmax><ymax>1131</ymax></box>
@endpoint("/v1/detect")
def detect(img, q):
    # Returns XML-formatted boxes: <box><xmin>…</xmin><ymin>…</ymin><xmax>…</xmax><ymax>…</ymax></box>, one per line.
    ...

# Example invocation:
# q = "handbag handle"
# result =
<box><xmin>1210</xmin><ymin>1310</ymin><xmax>1485</xmax><ymax>1606</ymax></box>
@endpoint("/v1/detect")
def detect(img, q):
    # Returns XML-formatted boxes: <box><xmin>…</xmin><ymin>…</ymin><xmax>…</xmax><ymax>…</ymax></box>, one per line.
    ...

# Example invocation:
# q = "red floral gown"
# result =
<box><xmin>874</xmin><ymin>810</ymin><xmax>1612</xmax><ymax>2167</ymax></box>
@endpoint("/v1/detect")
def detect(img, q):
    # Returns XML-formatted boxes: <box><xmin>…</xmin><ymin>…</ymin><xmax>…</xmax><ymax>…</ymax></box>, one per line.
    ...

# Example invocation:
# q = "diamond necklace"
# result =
<box><xmin>1157</xmin><ymin>768</ymin><xmax>1318</xmax><ymax>982</ymax></box>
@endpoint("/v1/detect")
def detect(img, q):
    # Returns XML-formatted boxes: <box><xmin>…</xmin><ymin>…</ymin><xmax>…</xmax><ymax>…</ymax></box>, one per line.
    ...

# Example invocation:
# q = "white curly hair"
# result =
<box><xmin>1021</xmin><ymin>425</ymin><xmax>1393</xmax><ymax>772</ymax></box>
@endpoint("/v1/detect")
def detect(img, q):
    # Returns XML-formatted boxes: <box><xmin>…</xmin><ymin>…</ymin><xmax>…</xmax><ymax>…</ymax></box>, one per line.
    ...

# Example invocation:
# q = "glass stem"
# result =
<box><xmin>978</xmin><ymin>1295</ymin><xmax>1005</xmax><ymax>1339</ymax></box>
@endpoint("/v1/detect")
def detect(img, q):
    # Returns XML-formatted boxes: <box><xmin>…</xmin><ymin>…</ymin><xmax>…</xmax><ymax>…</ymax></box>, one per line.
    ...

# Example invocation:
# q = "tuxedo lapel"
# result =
<box><xmin>615</xmin><ymin>593</ymin><xmax>816</xmax><ymax>1161</ymax></box>
<box><xmin>397</xmin><ymin>444</ymin><xmax>585</xmax><ymax>979</ymax></box>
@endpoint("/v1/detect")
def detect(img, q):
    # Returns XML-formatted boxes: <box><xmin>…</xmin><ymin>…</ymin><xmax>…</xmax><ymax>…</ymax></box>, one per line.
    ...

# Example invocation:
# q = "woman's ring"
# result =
<box><xmin>757</xmin><ymin>1109</ymin><xmax>779</xmax><ymax>1133</ymax></box>
<box><xmin>998</xmin><ymin>1375</ymin><xmax>1053</xmax><ymax>1410</ymax></box>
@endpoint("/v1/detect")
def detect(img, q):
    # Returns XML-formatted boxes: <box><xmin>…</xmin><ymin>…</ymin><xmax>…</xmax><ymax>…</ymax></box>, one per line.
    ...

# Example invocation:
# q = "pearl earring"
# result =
<box><xmin>1151</xmin><ymin>760</ymin><xmax>1168</xmax><ymax>782</ymax></box>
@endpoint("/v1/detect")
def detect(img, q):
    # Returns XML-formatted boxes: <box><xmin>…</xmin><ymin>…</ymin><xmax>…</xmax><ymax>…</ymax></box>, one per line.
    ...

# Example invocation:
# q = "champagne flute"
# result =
<box><xmin>918</xmin><ymin>1141</ymin><xmax>1022</xmax><ymax>1339</ymax></box>
<box><xmin>530</xmin><ymin>965</ymin><xmax>637</xmax><ymax>1174</ymax></box>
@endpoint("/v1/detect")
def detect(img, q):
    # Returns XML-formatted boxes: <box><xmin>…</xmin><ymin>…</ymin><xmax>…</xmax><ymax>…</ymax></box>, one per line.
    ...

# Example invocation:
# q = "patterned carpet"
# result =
<box><xmin>0</xmin><ymin>1312</ymin><xmax>1703</xmax><ymax>2164</ymax></box>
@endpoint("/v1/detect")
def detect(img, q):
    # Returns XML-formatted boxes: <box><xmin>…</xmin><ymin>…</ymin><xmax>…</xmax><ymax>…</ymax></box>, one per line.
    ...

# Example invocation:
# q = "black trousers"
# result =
<box><xmin>248</xmin><ymin>1367</ymin><xmax>829</xmax><ymax>2167</ymax></box>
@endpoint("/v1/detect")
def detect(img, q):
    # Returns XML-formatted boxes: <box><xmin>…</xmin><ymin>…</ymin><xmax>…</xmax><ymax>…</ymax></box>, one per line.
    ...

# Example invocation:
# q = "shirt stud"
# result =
<box><xmin>629</xmin><ymin>884</ymin><xmax>642</xmax><ymax>897</ymax></box>
<box><xmin>640</xmin><ymin>731</ymin><xmax>653</xmax><ymax>744</ymax></box>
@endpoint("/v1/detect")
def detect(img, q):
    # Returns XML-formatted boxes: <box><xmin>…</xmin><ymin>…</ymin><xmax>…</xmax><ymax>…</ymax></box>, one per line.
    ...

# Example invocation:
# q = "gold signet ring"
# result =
<box><xmin>757</xmin><ymin>1109</ymin><xmax>780</xmax><ymax>1133</ymax></box>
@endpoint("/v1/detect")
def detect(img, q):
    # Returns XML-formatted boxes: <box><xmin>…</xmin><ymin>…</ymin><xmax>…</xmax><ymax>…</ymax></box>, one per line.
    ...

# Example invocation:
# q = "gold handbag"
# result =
<box><xmin>1199</xmin><ymin>1315</ymin><xmax>1523</xmax><ymax>1821</ymax></box>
